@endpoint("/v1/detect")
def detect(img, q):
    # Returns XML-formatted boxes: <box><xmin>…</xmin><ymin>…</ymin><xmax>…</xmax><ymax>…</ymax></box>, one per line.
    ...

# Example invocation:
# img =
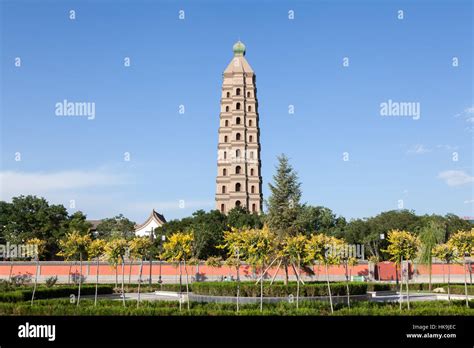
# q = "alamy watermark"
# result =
<box><xmin>325</xmin><ymin>243</ymin><xmax>365</xmax><ymax>260</ymax></box>
<box><xmin>55</xmin><ymin>99</ymin><xmax>95</xmax><ymax>120</ymax></box>
<box><xmin>380</xmin><ymin>99</ymin><xmax>420</xmax><ymax>120</ymax></box>
<box><xmin>0</xmin><ymin>243</ymin><xmax>38</xmax><ymax>259</ymax></box>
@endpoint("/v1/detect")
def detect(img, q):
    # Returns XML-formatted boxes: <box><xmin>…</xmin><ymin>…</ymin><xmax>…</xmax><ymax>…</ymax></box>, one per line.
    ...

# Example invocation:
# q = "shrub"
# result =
<box><xmin>45</xmin><ymin>276</ymin><xmax>58</xmax><ymax>288</ymax></box>
<box><xmin>10</xmin><ymin>273</ymin><xmax>32</xmax><ymax>286</ymax></box>
<box><xmin>0</xmin><ymin>285</ymin><xmax>114</xmax><ymax>302</ymax></box>
<box><xmin>190</xmin><ymin>281</ymin><xmax>368</xmax><ymax>297</ymax></box>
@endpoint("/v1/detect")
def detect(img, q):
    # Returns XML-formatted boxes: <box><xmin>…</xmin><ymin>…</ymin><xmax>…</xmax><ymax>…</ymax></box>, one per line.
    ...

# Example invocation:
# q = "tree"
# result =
<box><xmin>161</xmin><ymin>232</ymin><xmax>194</xmax><ymax>311</ymax></box>
<box><xmin>96</xmin><ymin>214</ymin><xmax>136</xmax><ymax>240</ymax></box>
<box><xmin>219</xmin><ymin>228</ymin><xmax>247</xmax><ymax>312</ymax></box>
<box><xmin>129</xmin><ymin>237</ymin><xmax>153</xmax><ymax>307</ymax></box>
<box><xmin>266</xmin><ymin>154</ymin><xmax>303</xmax><ymax>284</ymax></box>
<box><xmin>297</xmin><ymin>205</ymin><xmax>346</xmax><ymax>236</ymax></box>
<box><xmin>447</xmin><ymin>229</ymin><xmax>474</xmax><ymax>308</ymax></box>
<box><xmin>105</xmin><ymin>238</ymin><xmax>129</xmax><ymax>306</ymax></box>
<box><xmin>87</xmin><ymin>239</ymin><xmax>107</xmax><ymax>306</ymax></box>
<box><xmin>58</xmin><ymin>231</ymin><xmax>91</xmax><ymax>306</ymax></box>
<box><xmin>241</xmin><ymin>225</ymin><xmax>275</xmax><ymax>312</ymax></box>
<box><xmin>384</xmin><ymin>229</ymin><xmax>420</xmax><ymax>310</ymax></box>
<box><xmin>227</xmin><ymin>206</ymin><xmax>264</xmax><ymax>229</ymax></box>
<box><xmin>157</xmin><ymin>210</ymin><xmax>227</xmax><ymax>260</ymax></box>
<box><xmin>305</xmin><ymin>234</ymin><xmax>343</xmax><ymax>313</ymax></box>
<box><xmin>344</xmin><ymin>210</ymin><xmax>420</xmax><ymax>261</ymax></box>
<box><xmin>281</xmin><ymin>234</ymin><xmax>307</xmax><ymax>308</ymax></box>
<box><xmin>67</xmin><ymin>211</ymin><xmax>93</xmax><ymax>235</ymax></box>
<box><xmin>2</xmin><ymin>196</ymin><xmax>69</xmax><ymax>260</ymax></box>
<box><xmin>418</xmin><ymin>220</ymin><xmax>445</xmax><ymax>291</ymax></box>
<box><xmin>26</xmin><ymin>238</ymin><xmax>46</xmax><ymax>306</ymax></box>
<box><xmin>432</xmin><ymin>243</ymin><xmax>457</xmax><ymax>303</ymax></box>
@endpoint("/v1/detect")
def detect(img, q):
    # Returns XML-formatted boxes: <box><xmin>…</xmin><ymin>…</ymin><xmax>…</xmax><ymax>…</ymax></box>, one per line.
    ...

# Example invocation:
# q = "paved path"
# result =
<box><xmin>90</xmin><ymin>291</ymin><xmax>474</xmax><ymax>303</ymax></box>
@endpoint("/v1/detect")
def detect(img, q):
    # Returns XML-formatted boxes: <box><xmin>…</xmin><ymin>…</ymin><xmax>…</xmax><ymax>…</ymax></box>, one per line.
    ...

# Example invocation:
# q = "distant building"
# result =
<box><xmin>215</xmin><ymin>41</ymin><xmax>263</xmax><ymax>214</ymax></box>
<box><xmin>134</xmin><ymin>209</ymin><xmax>166</xmax><ymax>237</ymax></box>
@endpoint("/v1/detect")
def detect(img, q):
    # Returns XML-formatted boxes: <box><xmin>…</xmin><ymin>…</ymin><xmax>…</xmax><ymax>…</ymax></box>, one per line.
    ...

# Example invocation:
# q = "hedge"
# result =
<box><xmin>190</xmin><ymin>281</ymin><xmax>368</xmax><ymax>297</ymax></box>
<box><xmin>0</xmin><ymin>285</ymin><xmax>114</xmax><ymax>303</ymax></box>
<box><xmin>0</xmin><ymin>298</ymin><xmax>472</xmax><ymax>316</ymax></box>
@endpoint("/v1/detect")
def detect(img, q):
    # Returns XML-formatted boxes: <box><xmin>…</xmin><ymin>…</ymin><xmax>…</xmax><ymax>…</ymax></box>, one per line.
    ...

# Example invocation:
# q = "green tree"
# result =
<box><xmin>297</xmin><ymin>205</ymin><xmax>346</xmax><ymax>236</ymax></box>
<box><xmin>96</xmin><ymin>214</ymin><xmax>136</xmax><ymax>240</ymax></box>
<box><xmin>266</xmin><ymin>154</ymin><xmax>303</xmax><ymax>284</ymax></box>
<box><xmin>227</xmin><ymin>206</ymin><xmax>264</xmax><ymax>229</ymax></box>
<box><xmin>2</xmin><ymin>195</ymin><xmax>69</xmax><ymax>260</ymax></box>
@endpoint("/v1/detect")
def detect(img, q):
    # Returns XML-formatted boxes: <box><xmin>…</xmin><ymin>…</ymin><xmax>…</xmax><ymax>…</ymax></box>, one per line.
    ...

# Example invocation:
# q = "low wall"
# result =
<box><xmin>0</xmin><ymin>261</ymin><xmax>471</xmax><ymax>284</ymax></box>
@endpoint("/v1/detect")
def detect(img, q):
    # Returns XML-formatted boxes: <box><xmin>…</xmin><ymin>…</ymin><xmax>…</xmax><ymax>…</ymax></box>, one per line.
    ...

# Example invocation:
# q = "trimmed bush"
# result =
<box><xmin>190</xmin><ymin>281</ymin><xmax>368</xmax><ymax>297</ymax></box>
<box><xmin>0</xmin><ymin>298</ymin><xmax>471</xmax><ymax>316</ymax></box>
<box><xmin>0</xmin><ymin>285</ymin><xmax>114</xmax><ymax>302</ymax></box>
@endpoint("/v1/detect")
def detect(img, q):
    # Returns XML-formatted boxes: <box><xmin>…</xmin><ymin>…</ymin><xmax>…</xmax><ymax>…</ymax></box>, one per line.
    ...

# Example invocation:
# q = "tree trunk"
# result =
<box><xmin>149</xmin><ymin>257</ymin><xmax>153</xmax><ymax>286</ymax></box>
<box><xmin>184</xmin><ymin>258</ymin><xmax>190</xmax><ymax>311</ymax></box>
<box><xmin>128</xmin><ymin>259</ymin><xmax>132</xmax><ymax>285</ymax></box>
<box><xmin>463</xmin><ymin>257</ymin><xmax>469</xmax><ymax>308</ymax></box>
<box><xmin>236</xmin><ymin>265</ymin><xmax>240</xmax><ymax>313</ymax></box>
<box><xmin>447</xmin><ymin>262</ymin><xmax>451</xmax><ymax>303</ymax></box>
<box><xmin>260</xmin><ymin>263</ymin><xmax>264</xmax><ymax>312</ymax></box>
<box><xmin>284</xmin><ymin>262</ymin><xmax>289</xmax><ymax>286</ymax></box>
<box><xmin>115</xmin><ymin>266</ymin><xmax>118</xmax><ymax>288</ymax></box>
<box><xmin>406</xmin><ymin>261</ymin><xmax>410</xmax><ymax>310</ymax></box>
<box><xmin>179</xmin><ymin>261</ymin><xmax>182</xmax><ymax>311</ymax></box>
<box><xmin>399</xmin><ymin>257</ymin><xmax>403</xmax><ymax>310</ymax></box>
<box><xmin>428</xmin><ymin>255</ymin><xmax>432</xmax><ymax>292</ymax></box>
<box><xmin>8</xmin><ymin>260</ymin><xmax>14</xmax><ymax>282</ymax></box>
<box><xmin>296</xmin><ymin>259</ymin><xmax>300</xmax><ymax>309</ymax></box>
<box><xmin>77</xmin><ymin>252</ymin><xmax>82</xmax><ymax>306</ymax></box>
<box><xmin>121</xmin><ymin>257</ymin><xmax>125</xmax><ymax>307</ymax></box>
<box><xmin>137</xmin><ymin>257</ymin><xmax>144</xmax><ymax>308</ymax></box>
<box><xmin>94</xmin><ymin>257</ymin><xmax>99</xmax><ymax>306</ymax></box>
<box><xmin>68</xmin><ymin>263</ymin><xmax>72</xmax><ymax>285</ymax></box>
<box><xmin>30</xmin><ymin>257</ymin><xmax>39</xmax><ymax>306</ymax></box>
<box><xmin>325</xmin><ymin>263</ymin><xmax>333</xmax><ymax>314</ymax></box>
<box><xmin>344</xmin><ymin>261</ymin><xmax>350</xmax><ymax>309</ymax></box>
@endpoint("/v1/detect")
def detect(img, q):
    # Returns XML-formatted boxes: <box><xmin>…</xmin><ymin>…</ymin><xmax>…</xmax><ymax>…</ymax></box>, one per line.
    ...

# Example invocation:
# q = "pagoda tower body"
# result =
<box><xmin>215</xmin><ymin>41</ymin><xmax>263</xmax><ymax>214</ymax></box>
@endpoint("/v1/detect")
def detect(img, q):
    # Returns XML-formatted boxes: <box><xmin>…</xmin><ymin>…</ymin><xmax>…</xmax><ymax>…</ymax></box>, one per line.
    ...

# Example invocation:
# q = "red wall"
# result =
<box><xmin>0</xmin><ymin>261</ymin><xmax>466</xmax><ymax>279</ymax></box>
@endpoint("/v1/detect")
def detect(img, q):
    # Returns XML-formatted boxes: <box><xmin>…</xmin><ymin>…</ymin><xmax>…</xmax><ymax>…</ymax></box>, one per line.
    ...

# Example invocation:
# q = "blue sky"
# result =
<box><xmin>0</xmin><ymin>0</ymin><xmax>472</xmax><ymax>223</ymax></box>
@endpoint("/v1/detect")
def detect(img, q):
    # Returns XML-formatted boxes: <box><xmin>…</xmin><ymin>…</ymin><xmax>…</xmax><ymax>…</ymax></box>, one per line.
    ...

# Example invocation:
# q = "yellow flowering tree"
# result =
<box><xmin>57</xmin><ymin>231</ymin><xmax>92</xmax><ymax>305</ymax></box>
<box><xmin>305</xmin><ymin>234</ymin><xmax>343</xmax><ymax>313</ymax></box>
<box><xmin>105</xmin><ymin>238</ymin><xmax>129</xmax><ymax>306</ymax></box>
<box><xmin>447</xmin><ymin>229</ymin><xmax>474</xmax><ymax>307</ymax></box>
<box><xmin>432</xmin><ymin>243</ymin><xmax>458</xmax><ymax>303</ymax></box>
<box><xmin>161</xmin><ymin>232</ymin><xmax>194</xmax><ymax>311</ymax></box>
<box><xmin>281</xmin><ymin>234</ymin><xmax>308</xmax><ymax>308</ymax></box>
<box><xmin>384</xmin><ymin>229</ymin><xmax>420</xmax><ymax>310</ymax></box>
<box><xmin>87</xmin><ymin>239</ymin><xmax>107</xmax><ymax>306</ymax></box>
<box><xmin>241</xmin><ymin>225</ymin><xmax>275</xmax><ymax>312</ymax></box>
<box><xmin>26</xmin><ymin>238</ymin><xmax>46</xmax><ymax>306</ymax></box>
<box><xmin>219</xmin><ymin>227</ymin><xmax>247</xmax><ymax>312</ymax></box>
<box><xmin>129</xmin><ymin>237</ymin><xmax>153</xmax><ymax>307</ymax></box>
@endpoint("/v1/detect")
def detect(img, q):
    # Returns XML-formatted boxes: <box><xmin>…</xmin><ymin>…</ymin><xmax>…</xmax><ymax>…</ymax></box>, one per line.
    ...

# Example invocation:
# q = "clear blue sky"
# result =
<box><xmin>0</xmin><ymin>0</ymin><xmax>472</xmax><ymax>223</ymax></box>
